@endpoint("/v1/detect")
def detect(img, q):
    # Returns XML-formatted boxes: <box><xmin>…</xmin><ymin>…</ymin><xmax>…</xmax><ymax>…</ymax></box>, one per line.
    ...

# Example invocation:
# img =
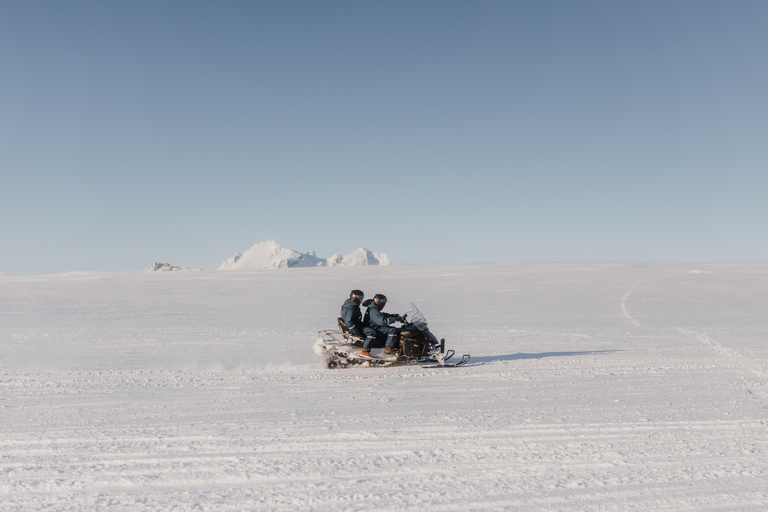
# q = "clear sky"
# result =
<box><xmin>2</xmin><ymin>0</ymin><xmax>767</xmax><ymax>275</ymax></box>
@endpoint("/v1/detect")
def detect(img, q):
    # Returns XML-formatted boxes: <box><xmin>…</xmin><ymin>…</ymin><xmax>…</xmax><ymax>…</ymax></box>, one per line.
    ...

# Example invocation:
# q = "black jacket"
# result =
<box><xmin>340</xmin><ymin>298</ymin><xmax>364</xmax><ymax>335</ymax></box>
<box><xmin>362</xmin><ymin>298</ymin><xmax>397</xmax><ymax>332</ymax></box>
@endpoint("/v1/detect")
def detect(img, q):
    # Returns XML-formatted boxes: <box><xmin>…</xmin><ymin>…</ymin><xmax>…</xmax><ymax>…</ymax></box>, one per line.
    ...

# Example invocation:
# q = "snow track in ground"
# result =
<box><xmin>620</xmin><ymin>279</ymin><xmax>644</xmax><ymax>327</ymax></box>
<box><xmin>681</xmin><ymin>328</ymin><xmax>768</xmax><ymax>407</ymax></box>
<box><xmin>2</xmin><ymin>264</ymin><xmax>768</xmax><ymax>510</ymax></box>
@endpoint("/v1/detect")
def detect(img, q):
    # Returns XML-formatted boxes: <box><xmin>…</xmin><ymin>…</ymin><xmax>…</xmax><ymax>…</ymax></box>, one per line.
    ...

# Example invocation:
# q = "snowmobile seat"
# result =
<box><xmin>337</xmin><ymin>318</ymin><xmax>364</xmax><ymax>346</ymax></box>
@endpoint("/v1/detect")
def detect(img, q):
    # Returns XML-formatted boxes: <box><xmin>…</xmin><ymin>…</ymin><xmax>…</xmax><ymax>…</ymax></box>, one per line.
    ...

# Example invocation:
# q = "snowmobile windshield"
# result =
<box><xmin>407</xmin><ymin>303</ymin><xmax>429</xmax><ymax>331</ymax></box>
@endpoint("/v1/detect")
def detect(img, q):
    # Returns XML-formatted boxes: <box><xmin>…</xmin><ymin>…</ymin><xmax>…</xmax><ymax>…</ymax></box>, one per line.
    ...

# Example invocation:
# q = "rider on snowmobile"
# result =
<box><xmin>361</xmin><ymin>294</ymin><xmax>404</xmax><ymax>357</ymax></box>
<box><xmin>340</xmin><ymin>289</ymin><xmax>366</xmax><ymax>342</ymax></box>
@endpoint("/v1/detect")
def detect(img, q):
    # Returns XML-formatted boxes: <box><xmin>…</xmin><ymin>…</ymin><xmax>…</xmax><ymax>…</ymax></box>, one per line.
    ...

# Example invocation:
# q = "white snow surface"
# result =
<box><xmin>2</xmin><ymin>263</ymin><xmax>768</xmax><ymax>511</ymax></box>
<box><xmin>218</xmin><ymin>240</ymin><xmax>390</xmax><ymax>270</ymax></box>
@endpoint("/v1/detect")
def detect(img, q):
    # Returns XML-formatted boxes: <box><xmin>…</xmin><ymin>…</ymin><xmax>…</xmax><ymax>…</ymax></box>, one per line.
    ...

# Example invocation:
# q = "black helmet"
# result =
<box><xmin>373</xmin><ymin>294</ymin><xmax>387</xmax><ymax>309</ymax></box>
<box><xmin>350</xmin><ymin>289</ymin><xmax>364</xmax><ymax>304</ymax></box>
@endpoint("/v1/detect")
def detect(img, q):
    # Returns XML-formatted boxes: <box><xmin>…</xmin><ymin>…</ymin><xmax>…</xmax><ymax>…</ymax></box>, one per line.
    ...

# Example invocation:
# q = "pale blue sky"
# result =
<box><xmin>2</xmin><ymin>1</ymin><xmax>767</xmax><ymax>275</ymax></box>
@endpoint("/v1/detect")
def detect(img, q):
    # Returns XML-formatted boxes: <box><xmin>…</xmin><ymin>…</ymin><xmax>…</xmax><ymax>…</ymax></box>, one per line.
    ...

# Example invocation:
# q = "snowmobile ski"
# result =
<box><xmin>421</xmin><ymin>354</ymin><xmax>470</xmax><ymax>368</ymax></box>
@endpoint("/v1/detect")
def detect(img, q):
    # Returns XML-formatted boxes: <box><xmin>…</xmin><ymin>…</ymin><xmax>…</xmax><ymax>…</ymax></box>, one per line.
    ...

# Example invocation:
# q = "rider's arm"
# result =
<box><xmin>369</xmin><ymin>307</ymin><xmax>396</xmax><ymax>328</ymax></box>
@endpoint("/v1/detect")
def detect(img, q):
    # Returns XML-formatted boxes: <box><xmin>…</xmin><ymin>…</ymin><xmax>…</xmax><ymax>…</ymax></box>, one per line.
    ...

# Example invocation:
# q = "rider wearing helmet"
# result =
<box><xmin>361</xmin><ymin>293</ymin><xmax>404</xmax><ymax>357</ymax></box>
<box><xmin>340</xmin><ymin>289</ymin><xmax>366</xmax><ymax>341</ymax></box>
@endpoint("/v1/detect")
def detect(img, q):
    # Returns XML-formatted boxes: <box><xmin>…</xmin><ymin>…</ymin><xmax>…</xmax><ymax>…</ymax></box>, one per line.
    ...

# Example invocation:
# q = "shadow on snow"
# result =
<box><xmin>469</xmin><ymin>350</ymin><xmax>620</xmax><ymax>365</ymax></box>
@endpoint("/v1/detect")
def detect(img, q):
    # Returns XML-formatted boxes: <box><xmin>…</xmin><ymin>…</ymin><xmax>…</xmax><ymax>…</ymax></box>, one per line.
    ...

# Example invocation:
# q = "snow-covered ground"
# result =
<box><xmin>2</xmin><ymin>263</ymin><xmax>767</xmax><ymax>511</ymax></box>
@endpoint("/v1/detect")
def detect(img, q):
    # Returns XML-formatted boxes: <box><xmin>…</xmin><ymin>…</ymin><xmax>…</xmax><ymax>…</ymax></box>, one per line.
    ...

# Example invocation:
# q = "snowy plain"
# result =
<box><xmin>2</xmin><ymin>263</ymin><xmax>768</xmax><ymax>511</ymax></box>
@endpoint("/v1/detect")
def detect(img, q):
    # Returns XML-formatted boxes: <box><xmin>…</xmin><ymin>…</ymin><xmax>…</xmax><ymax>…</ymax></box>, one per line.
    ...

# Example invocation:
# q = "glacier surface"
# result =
<box><xmin>1</xmin><ymin>263</ymin><xmax>767</xmax><ymax>511</ymax></box>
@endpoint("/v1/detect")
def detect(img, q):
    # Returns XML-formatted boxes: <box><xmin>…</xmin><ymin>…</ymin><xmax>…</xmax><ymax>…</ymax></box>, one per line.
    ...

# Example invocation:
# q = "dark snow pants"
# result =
<box><xmin>363</xmin><ymin>326</ymin><xmax>401</xmax><ymax>350</ymax></box>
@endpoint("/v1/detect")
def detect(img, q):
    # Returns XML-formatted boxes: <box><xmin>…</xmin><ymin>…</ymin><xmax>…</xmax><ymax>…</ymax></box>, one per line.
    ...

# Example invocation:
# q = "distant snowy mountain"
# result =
<box><xmin>146</xmin><ymin>262</ymin><xmax>197</xmax><ymax>272</ymax></box>
<box><xmin>326</xmin><ymin>247</ymin><xmax>391</xmax><ymax>267</ymax></box>
<box><xmin>218</xmin><ymin>241</ymin><xmax>390</xmax><ymax>270</ymax></box>
<box><xmin>0</xmin><ymin>271</ymin><xmax>6</xmax><ymax>277</ymax></box>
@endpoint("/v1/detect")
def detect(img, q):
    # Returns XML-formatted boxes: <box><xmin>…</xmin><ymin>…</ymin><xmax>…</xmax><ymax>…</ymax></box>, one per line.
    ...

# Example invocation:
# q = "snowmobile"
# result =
<box><xmin>314</xmin><ymin>303</ymin><xmax>470</xmax><ymax>369</ymax></box>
